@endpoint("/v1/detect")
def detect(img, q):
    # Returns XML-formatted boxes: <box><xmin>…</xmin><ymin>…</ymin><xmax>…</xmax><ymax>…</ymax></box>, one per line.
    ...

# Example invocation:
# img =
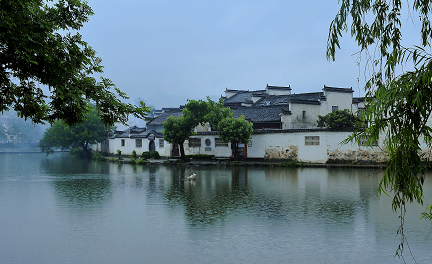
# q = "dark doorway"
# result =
<box><xmin>172</xmin><ymin>144</ymin><xmax>180</xmax><ymax>157</ymax></box>
<box><xmin>149</xmin><ymin>140</ymin><xmax>155</xmax><ymax>153</ymax></box>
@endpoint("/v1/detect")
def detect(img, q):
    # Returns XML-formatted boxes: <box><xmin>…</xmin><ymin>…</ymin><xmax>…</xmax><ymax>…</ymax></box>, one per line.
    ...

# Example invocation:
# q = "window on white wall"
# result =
<box><xmin>215</xmin><ymin>138</ymin><xmax>228</xmax><ymax>147</ymax></box>
<box><xmin>305</xmin><ymin>136</ymin><xmax>319</xmax><ymax>146</ymax></box>
<box><xmin>332</xmin><ymin>106</ymin><xmax>339</xmax><ymax>112</ymax></box>
<box><xmin>136</xmin><ymin>139</ymin><xmax>142</xmax><ymax>148</ymax></box>
<box><xmin>188</xmin><ymin>138</ymin><xmax>201</xmax><ymax>147</ymax></box>
<box><xmin>121</xmin><ymin>139</ymin><xmax>125</xmax><ymax>147</ymax></box>
<box><xmin>159</xmin><ymin>139</ymin><xmax>164</xmax><ymax>148</ymax></box>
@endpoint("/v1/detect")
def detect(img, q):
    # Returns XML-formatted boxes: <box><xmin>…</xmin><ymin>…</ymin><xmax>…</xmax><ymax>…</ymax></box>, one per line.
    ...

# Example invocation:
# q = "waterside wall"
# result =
<box><xmin>96</xmin><ymin>129</ymin><xmax>391</xmax><ymax>164</ymax></box>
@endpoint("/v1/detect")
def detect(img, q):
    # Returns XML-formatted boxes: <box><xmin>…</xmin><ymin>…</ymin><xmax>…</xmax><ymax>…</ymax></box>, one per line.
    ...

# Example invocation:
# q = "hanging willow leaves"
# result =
<box><xmin>327</xmin><ymin>0</ymin><xmax>432</xmax><ymax>259</ymax></box>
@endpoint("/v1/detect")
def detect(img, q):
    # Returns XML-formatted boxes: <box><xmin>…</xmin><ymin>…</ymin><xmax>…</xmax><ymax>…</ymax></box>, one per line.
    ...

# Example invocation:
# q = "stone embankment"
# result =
<box><xmin>111</xmin><ymin>157</ymin><xmax>387</xmax><ymax>169</ymax></box>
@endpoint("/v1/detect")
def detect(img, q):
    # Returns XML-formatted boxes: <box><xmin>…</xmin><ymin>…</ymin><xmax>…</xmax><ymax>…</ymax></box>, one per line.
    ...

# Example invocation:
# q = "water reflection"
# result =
<box><xmin>53</xmin><ymin>178</ymin><xmax>113</xmax><ymax>206</ymax></box>
<box><xmin>2</xmin><ymin>153</ymin><xmax>432</xmax><ymax>263</ymax></box>
<box><xmin>165</xmin><ymin>166</ymin><xmax>252</xmax><ymax>226</ymax></box>
<box><xmin>162</xmin><ymin>166</ymin><xmax>390</xmax><ymax>230</ymax></box>
<box><xmin>39</xmin><ymin>154</ymin><xmax>114</xmax><ymax>207</ymax></box>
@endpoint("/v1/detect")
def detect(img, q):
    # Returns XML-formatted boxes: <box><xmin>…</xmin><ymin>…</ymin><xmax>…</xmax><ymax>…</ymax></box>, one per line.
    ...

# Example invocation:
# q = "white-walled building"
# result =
<box><xmin>98</xmin><ymin>84</ymin><xmax>376</xmax><ymax>163</ymax></box>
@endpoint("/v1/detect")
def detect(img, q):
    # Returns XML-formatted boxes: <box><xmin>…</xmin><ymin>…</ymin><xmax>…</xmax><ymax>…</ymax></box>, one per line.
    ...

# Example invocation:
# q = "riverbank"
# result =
<box><xmin>110</xmin><ymin>156</ymin><xmax>387</xmax><ymax>169</ymax></box>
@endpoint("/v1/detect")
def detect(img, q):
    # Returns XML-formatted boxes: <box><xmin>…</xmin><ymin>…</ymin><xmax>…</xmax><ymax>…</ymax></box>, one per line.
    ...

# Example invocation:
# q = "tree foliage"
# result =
<box><xmin>327</xmin><ymin>0</ymin><xmax>432</xmax><ymax>257</ymax></box>
<box><xmin>317</xmin><ymin>109</ymin><xmax>356</xmax><ymax>129</ymax></box>
<box><xmin>163</xmin><ymin>98</ymin><xmax>234</xmax><ymax>159</ymax></box>
<box><xmin>204</xmin><ymin>97</ymin><xmax>233</xmax><ymax>130</ymax></box>
<box><xmin>162</xmin><ymin>115</ymin><xmax>194</xmax><ymax>160</ymax></box>
<box><xmin>218</xmin><ymin>115</ymin><xmax>253</xmax><ymax>159</ymax></box>
<box><xmin>39</xmin><ymin>105</ymin><xmax>107</xmax><ymax>157</ymax></box>
<box><xmin>0</xmin><ymin>0</ymin><xmax>148</xmax><ymax>126</ymax></box>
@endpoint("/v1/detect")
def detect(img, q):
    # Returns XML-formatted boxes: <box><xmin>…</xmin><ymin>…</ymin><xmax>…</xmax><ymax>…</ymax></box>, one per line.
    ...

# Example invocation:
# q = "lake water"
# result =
<box><xmin>1</xmin><ymin>153</ymin><xmax>431</xmax><ymax>264</ymax></box>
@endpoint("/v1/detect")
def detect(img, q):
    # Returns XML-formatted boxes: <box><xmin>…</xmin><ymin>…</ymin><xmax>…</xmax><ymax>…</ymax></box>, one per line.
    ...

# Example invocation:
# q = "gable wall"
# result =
<box><xmin>320</xmin><ymin>91</ymin><xmax>353</xmax><ymax>115</ymax></box>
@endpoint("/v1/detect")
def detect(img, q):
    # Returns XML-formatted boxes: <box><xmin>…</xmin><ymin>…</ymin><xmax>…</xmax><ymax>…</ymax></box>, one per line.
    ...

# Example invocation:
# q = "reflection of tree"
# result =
<box><xmin>42</xmin><ymin>153</ymin><xmax>113</xmax><ymax>207</ymax></box>
<box><xmin>53</xmin><ymin>178</ymin><xmax>112</xmax><ymax>206</ymax></box>
<box><xmin>41</xmin><ymin>153</ymin><xmax>110</xmax><ymax>175</ymax></box>
<box><xmin>164</xmin><ymin>167</ymin><xmax>253</xmax><ymax>226</ymax></box>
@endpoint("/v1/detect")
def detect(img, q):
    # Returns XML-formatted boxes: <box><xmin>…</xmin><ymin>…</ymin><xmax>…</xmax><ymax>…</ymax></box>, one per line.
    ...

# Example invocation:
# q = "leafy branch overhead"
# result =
<box><xmin>0</xmin><ymin>0</ymin><xmax>149</xmax><ymax>126</ymax></box>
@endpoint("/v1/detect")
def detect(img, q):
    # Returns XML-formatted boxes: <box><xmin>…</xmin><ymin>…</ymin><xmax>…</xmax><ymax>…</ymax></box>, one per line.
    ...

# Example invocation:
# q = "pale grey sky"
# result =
<box><xmin>78</xmin><ymin>0</ymin><xmax>420</xmax><ymax>109</ymax></box>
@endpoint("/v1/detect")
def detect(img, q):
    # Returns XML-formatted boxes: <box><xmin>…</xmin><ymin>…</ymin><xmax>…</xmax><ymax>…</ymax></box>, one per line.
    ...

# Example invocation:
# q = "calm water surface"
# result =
<box><xmin>1</xmin><ymin>153</ymin><xmax>431</xmax><ymax>264</ymax></box>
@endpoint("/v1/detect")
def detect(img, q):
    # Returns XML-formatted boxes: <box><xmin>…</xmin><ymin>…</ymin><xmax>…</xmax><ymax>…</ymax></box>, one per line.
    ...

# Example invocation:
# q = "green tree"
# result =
<box><xmin>163</xmin><ymin>99</ymin><xmax>213</xmax><ymax>160</ymax></box>
<box><xmin>218</xmin><ymin>115</ymin><xmax>253</xmax><ymax>159</ymax></box>
<box><xmin>39</xmin><ymin>105</ymin><xmax>107</xmax><ymax>157</ymax></box>
<box><xmin>182</xmin><ymin>99</ymin><xmax>209</xmax><ymax>127</ymax></box>
<box><xmin>162</xmin><ymin>115</ymin><xmax>193</xmax><ymax>160</ymax></box>
<box><xmin>317</xmin><ymin>109</ymin><xmax>356</xmax><ymax>129</ymax></box>
<box><xmin>162</xmin><ymin>97</ymin><xmax>235</xmax><ymax>159</ymax></box>
<box><xmin>204</xmin><ymin>97</ymin><xmax>233</xmax><ymax>130</ymax></box>
<box><xmin>0</xmin><ymin>0</ymin><xmax>148</xmax><ymax>126</ymax></box>
<box><xmin>327</xmin><ymin>0</ymin><xmax>432</xmax><ymax>256</ymax></box>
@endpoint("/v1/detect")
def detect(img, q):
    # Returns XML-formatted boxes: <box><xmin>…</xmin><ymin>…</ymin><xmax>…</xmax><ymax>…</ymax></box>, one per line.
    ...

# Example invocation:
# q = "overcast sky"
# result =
<box><xmin>78</xmin><ymin>0</ymin><xmax>420</xmax><ymax>109</ymax></box>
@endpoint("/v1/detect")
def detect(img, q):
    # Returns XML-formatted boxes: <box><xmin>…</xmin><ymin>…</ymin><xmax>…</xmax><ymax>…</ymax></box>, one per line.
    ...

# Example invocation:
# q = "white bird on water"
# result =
<box><xmin>187</xmin><ymin>173</ymin><xmax>196</xmax><ymax>181</ymax></box>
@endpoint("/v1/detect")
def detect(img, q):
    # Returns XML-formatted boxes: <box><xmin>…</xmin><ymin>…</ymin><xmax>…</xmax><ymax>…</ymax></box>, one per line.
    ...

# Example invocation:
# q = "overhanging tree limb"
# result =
<box><xmin>0</xmin><ymin>0</ymin><xmax>149</xmax><ymax>126</ymax></box>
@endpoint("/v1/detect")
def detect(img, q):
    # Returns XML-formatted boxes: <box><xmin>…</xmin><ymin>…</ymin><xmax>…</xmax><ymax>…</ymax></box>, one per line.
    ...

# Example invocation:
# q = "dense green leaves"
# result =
<box><xmin>204</xmin><ymin>97</ymin><xmax>233</xmax><ymax>130</ymax></box>
<box><xmin>162</xmin><ymin>115</ymin><xmax>193</xmax><ymax>160</ymax></box>
<box><xmin>218</xmin><ymin>115</ymin><xmax>253</xmax><ymax>159</ymax></box>
<box><xmin>0</xmin><ymin>0</ymin><xmax>148</xmax><ymax>126</ymax></box>
<box><xmin>39</xmin><ymin>105</ymin><xmax>107</xmax><ymax>157</ymax></box>
<box><xmin>162</xmin><ymin>97</ymin><xmax>250</xmax><ymax>159</ymax></box>
<box><xmin>317</xmin><ymin>109</ymin><xmax>356</xmax><ymax>129</ymax></box>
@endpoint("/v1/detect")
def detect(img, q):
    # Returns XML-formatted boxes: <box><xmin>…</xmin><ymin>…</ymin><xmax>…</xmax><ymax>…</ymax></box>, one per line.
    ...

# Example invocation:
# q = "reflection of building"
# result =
<box><xmin>95</xmin><ymin>84</ymin><xmax>390</xmax><ymax>163</ymax></box>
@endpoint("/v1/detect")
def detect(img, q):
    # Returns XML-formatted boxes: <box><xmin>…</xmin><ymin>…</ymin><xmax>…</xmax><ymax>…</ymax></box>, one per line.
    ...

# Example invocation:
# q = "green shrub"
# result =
<box><xmin>131</xmin><ymin>150</ymin><xmax>137</xmax><ymax>159</ymax></box>
<box><xmin>116</xmin><ymin>149</ymin><xmax>122</xmax><ymax>157</ymax></box>
<box><xmin>92</xmin><ymin>151</ymin><xmax>107</xmax><ymax>161</ymax></box>
<box><xmin>142</xmin><ymin>151</ymin><xmax>150</xmax><ymax>160</ymax></box>
<box><xmin>70</xmin><ymin>147</ymin><xmax>86</xmax><ymax>157</ymax></box>
<box><xmin>151</xmin><ymin>151</ymin><xmax>160</xmax><ymax>159</ymax></box>
<box><xmin>129</xmin><ymin>158</ymin><xmax>136</xmax><ymax>164</ymax></box>
<box><xmin>109</xmin><ymin>157</ymin><xmax>119</xmax><ymax>163</ymax></box>
<box><xmin>317</xmin><ymin>109</ymin><xmax>356</xmax><ymax>129</ymax></box>
<box><xmin>136</xmin><ymin>159</ymin><xmax>148</xmax><ymax>165</ymax></box>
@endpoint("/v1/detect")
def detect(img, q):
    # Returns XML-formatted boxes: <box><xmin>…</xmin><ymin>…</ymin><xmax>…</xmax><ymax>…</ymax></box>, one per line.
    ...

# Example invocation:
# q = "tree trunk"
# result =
<box><xmin>179</xmin><ymin>141</ymin><xmax>186</xmax><ymax>161</ymax></box>
<box><xmin>81</xmin><ymin>142</ymin><xmax>91</xmax><ymax>158</ymax></box>
<box><xmin>233</xmin><ymin>142</ymin><xmax>238</xmax><ymax>160</ymax></box>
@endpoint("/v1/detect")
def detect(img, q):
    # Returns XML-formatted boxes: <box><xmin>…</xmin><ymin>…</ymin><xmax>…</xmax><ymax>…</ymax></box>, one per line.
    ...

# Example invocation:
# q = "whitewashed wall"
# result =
<box><xmin>106</xmin><ymin>137</ymin><xmax>170</xmax><ymax>156</ymax></box>
<box><xmin>246</xmin><ymin>130</ymin><xmax>386</xmax><ymax>163</ymax></box>
<box><xmin>183</xmin><ymin>136</ymin><xmax>232</xmax><ymax>157</ymax></box>
<box><xmin>282</xmin><ymin>103</ymin><xmax>321</xmax><ymax>129</ymax></box>
<box><xmin>101</xmin><ymin>130</ymin><xmax>390</xmax><ymax>163</ymax></box>
<box><xmin>320</xmin><ymin>91</ymin><xmax>353</xmax><ymax>115</ymax></box>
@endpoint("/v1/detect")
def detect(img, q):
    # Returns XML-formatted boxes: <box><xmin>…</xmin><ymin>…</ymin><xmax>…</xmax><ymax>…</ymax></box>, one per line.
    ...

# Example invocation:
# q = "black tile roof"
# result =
<box><xmin>112</xmin><ymin>126</ymin><xmax>147</xmax><ymax>138</ymax></box>
<box><xmin>232</xmin><ymin>105</ymin><xmax>284</xmax><ymax>123</ymax></box>
<box><xmin>224</xmin><ymin>91</ymin><xmax>254</xmax><ymax>105</ymax></box>
<box><xmin>145</xmin><ymin>109</ymin><xmax>183</xmax><ymax>126</ymax></box>
<box><xmin>266</xmin><ymin>85</ymin><xmax>291</xmax><ymax>90</ymax></box>
<box><xmin>352</xmin><ymin>97</ymin><xmax>365</xmax><ymax>103</ymax></box>
<box><xmin>253</xmin><ymin>92</ymin><xmax>322</xmax><ymax>106</ymax></box>
<box><xmin>323</xmin><ymin>85</ymin><xmax>353</xmax><ymax>93</ymax></box>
